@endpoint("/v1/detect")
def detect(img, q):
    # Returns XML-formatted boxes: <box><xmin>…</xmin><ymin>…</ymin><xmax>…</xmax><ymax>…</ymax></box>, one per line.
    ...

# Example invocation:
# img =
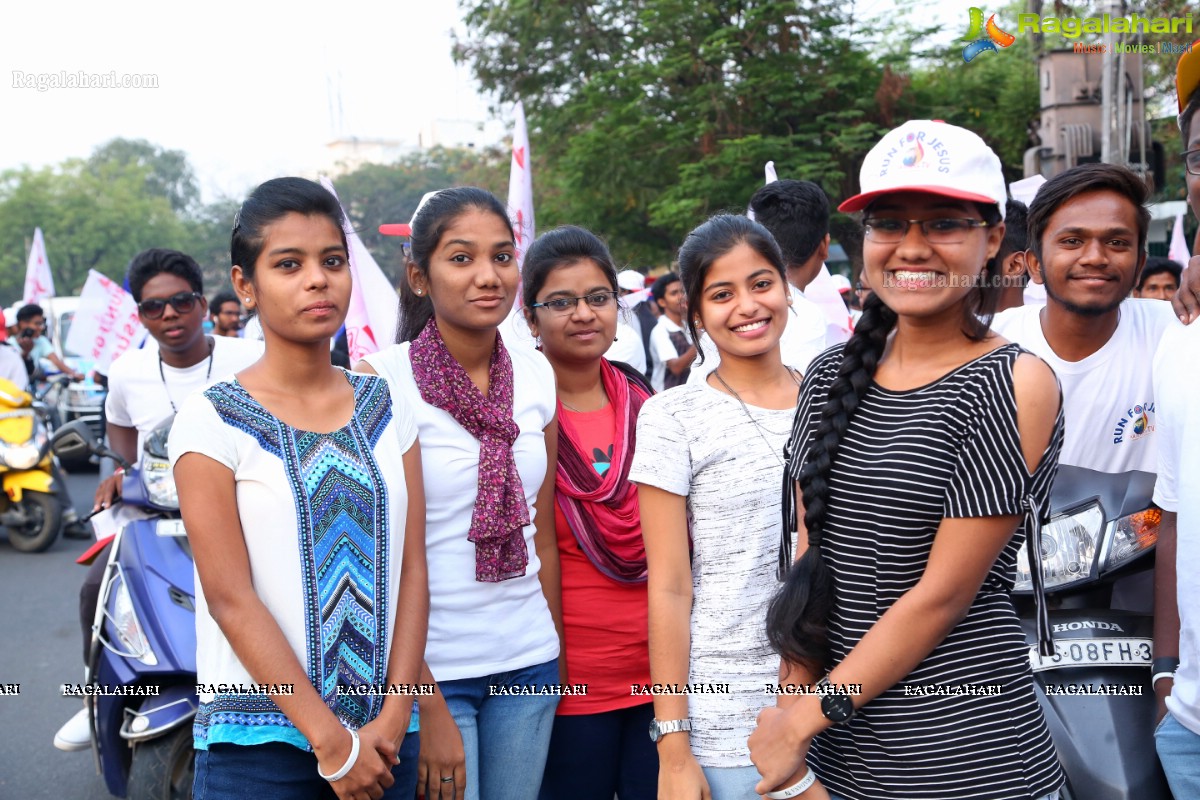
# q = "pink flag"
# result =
<box><xmin>320</xmin><ymin>176</ymin><xmax>400</xmax><ymax>363</ymax></box>
<box><xmin>1169</xmin><ymin>212</ymin><xmax>1191</xmax><ymax>265</ymax></box>
<box><xmin>23</xmin><ymin>228</ymin><xmax>55</xmax><ymax>304</ymax></box>
<box><xmin>508</xmin><ymin>101</ymin><xmax>535</xmax><ymax>270</ymax></box>
<box><xmin>66</xmin><ymin>270</ymin><xmax>146</xmax><ymax>372</ymax></box>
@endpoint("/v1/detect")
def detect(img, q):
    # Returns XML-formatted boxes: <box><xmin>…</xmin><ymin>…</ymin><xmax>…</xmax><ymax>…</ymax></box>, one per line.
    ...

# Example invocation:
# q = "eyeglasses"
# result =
<box><xmin>1182</xmin><ymin>148</ymin><xmax>1200</xmax><ymax>176</ymax></box>
<box><xmin>138</xmin><ymin>291</ymin><xmax>202</xmax><ymax>320</ymax></box>
<box><xmin>863</xmin><ymin>217</ymin><xmax>990</xmax><ymax>244</ymax></box>
<box><xmin>530</xmin><ymin>291</ymin><xmax>619</xmax><ymax>314</ymax></box>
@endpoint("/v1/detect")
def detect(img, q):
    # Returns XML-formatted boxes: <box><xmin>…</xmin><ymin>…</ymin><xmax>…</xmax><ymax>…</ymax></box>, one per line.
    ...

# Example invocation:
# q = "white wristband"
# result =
<box><xmin>1153</xmin><ymin>671</ymin><xmax>1177</xmax><ymax>689</ymax></box>
<box><xmin>765</xmin><ymin>767</ymin><xmax>817</xmax><ymax>799</ymax></box>
<box><xmin>317</xmin><ymin>727</ymin><xmax>360</xmax><ymax>782</ymax></box>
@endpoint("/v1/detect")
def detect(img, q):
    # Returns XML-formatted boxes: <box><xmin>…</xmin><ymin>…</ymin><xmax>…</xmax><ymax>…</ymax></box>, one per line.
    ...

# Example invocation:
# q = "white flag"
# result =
<box><xmin>508</xmin><ymin>101</ymin><xmax>535</xmax><ymax>270</ymax></box>
<box><xmin>1169</xmin><ymin>212</ymin><xmax>1191</xmax><ymax>265</ymax></box>
<box><xmin>320</xmin><ymin>176</ymin><xmax>399</xmax><ymax>363</ymax></box>
<box><xmin>23</xmin><ymin>228</ymin><xmax>55</xmax><ymax>304</ymax></box>
<box><xmin>66</xmin><ymin>270</ymin><xmax>147</xmax><ymax>372</ymax></box>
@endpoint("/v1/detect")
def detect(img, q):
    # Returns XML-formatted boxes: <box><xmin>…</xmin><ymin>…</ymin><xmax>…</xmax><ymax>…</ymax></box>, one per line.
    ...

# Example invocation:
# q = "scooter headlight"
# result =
<box><xmin>0</xmin><ymin>442</ymin><xmax>42</xmax><ymax>470</ymax></box>
<box><xmin>112</xmin><ymin>577</ymin><xmax>158</xmax><ymax>666</ymax></box>
<box><xmin>1100</xmin><ymin>507</ymin><xmax>1160</xmax><ymax>573</ymax></box>
<box><xmin>1014</xmin><ymin>502</ymin><xmax>1104</xmax><ymax>592</ymax></box>
<box><xmin>141</xmin><ymin>457</ymin><xmax>178</xmax><ymax>510</ymax></box>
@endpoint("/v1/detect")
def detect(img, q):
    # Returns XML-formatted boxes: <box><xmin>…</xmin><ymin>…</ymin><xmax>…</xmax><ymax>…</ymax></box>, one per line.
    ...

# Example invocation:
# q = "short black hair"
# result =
<box><xmin>650</xmin><ymin>272</ymin><xmax>680</xmax><ymax>305</ymax></box>
<box><xmin>210</xmin><ymin>290</ymin><xmax>239</xmax><ymax>312</ymax></box>
<box><xmin>1138</xmin><ymin>256</ymin><xmax>1183</xmax><ymax>290</ymax></box>
<box><xmin>16</xmin><ymin>304</ymin><xmax>44</xmax><ymax>323</ymax></box>
<box><xmin>1026</xmin><ymin>163</ymin><xmax>1150</xmax><ymax>263</ymax></box>
<box><xmin>748</xmin><ymin>180</ymin><xmax>830</xmax><ymax>267</ymax></box>
<box><xmin>126</xmin><ymin>249</ymin><xmax>204</xmax><ymax>303</ymax></box>
<box><xmin>1001</xmin><ymin>199</ymin><xmax>1029</xmax><ymax>256</ymax></box>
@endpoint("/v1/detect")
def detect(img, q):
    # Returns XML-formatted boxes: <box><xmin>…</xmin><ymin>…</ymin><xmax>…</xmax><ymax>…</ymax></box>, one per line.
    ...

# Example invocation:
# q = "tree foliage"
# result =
<box><xmin>455</xmin><ymin>0</ymin><xmax>891</xmax><ymax>266</ymax></box>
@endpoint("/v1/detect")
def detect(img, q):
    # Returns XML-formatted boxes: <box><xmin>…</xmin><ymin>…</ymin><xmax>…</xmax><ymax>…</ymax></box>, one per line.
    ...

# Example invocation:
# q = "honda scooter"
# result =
<box><xmin>0</xmin><ymin>377</ymin><xmax>62</xmax><ymax>552</ymax></box>
<box><xmin>54</xmin><ymin>419</ymin><xmax>197</xmax><ymax>800</ymax></box>
<box><xmin>1015</xmin><ymin>465</ymin><xmax>1173</xmax><ymax>799</ymax></box>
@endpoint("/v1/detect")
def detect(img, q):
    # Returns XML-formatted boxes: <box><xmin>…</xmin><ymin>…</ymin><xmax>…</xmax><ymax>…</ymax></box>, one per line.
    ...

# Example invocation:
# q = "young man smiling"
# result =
<box><xmin>991</xmin><ymin>163</ymin><xmax>1176</xmax><ymax>475</ymax></box>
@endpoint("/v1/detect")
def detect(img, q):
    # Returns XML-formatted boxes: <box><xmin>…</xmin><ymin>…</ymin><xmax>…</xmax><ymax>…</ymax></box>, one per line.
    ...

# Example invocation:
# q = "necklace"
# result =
<box><xmin>559</xmin><ymin>392</ymin><xmax>610</xmax><ymax>413</ymax></box>
<box><xmin>712</xmin><ymin>367</ymin><xmax>801</xmax><ymax>468</ymax></box>
<box><xmin>159</xmin><ymin>336</ymin><xmax>214</xmax><ymax>414</ymax></box>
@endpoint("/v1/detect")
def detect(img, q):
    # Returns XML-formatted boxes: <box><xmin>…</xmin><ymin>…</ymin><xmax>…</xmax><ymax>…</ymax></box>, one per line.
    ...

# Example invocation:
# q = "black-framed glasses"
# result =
<box><xmin>1182</xmin><ymin>148</ymin><xmax>1200</xmax><ymax>176</ymax></box>
<box><xmin>530</xmin><ymin>291</ymin><xmax>618</xmax><ymax>314</ymax></box>
<box><xmin>138</xmin><ymin>291</ymin><xmax>202</xmax><ymax>320</ymax></box>
<box><xmin>863</xmin><ymin>217</ymin><xmax>990</xmax><ymax>244</ymax></box>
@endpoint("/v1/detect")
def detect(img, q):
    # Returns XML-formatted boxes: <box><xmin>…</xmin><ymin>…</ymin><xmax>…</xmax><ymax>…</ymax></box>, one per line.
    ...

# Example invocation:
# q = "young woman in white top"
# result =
<box><xmin>629</xmin><ymin>214</ymin><xmax>829</xmax><ymax>800</ymax></box>
<box><xmin>356</xmin><ymin>187</ymin><xmax>562</xmax><ymax>800</ymax></box>
<box><xmin>171</xmin><ymin>177</ymin><xmax>428</xmax><ymax>800</ymax></box>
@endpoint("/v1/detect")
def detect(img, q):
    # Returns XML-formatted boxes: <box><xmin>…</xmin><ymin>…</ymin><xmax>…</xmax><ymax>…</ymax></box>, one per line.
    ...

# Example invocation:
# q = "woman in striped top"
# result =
<box><xmin>749</xmin><ymin>121</ymin><xmax>1067</xmax><ymax>800</ymax></box>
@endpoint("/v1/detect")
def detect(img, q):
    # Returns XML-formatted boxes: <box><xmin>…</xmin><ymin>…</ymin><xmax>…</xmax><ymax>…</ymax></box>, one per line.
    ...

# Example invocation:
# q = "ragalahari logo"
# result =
<box><xmin>962</xmin><ymin>7</ymin><xmax>1016</xmax><ymax>62</ymax></box>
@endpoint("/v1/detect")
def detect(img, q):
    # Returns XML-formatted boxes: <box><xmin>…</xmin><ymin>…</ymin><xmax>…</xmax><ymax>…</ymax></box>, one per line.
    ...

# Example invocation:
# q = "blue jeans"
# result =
<box><xmin>194</xmin><ymin>733</ymin><xmax>419</xmax><ymax>800</ymax></box>
<box><xmin>440</xmin><ymin>659</ymin><xmax>560</xmax><ymax>800</ymax></box>
<box><xmin>701</xmin><ymin>765</ymin><xmax>762</xmax><ymax>799</ymax></box>
<box><xmin>539</xmin><ymin>702</ymin><xmax>656</xmax><ymax>800</ymax></box>
<box><xmin>1156</xmin><ymin>711</ymin><xmax>1200</xmax><ymax>797</ymax></box>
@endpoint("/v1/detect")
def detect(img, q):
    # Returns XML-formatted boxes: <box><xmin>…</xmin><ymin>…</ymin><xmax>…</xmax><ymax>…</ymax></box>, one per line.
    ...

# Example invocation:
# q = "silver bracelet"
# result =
<box><xmin>765</xmin><ymin>767</ymin><xmax>817</xmax><ymax>799</ymax></box>
<box><xmin>1152</xmin><ymin>671</ymin><xmax>1177</xmax><ymax>689</ymax></box>
<box><xmin>317</xmin><ymin>727</ymin><xmax>360</xmax><ymax>782</ymax></box>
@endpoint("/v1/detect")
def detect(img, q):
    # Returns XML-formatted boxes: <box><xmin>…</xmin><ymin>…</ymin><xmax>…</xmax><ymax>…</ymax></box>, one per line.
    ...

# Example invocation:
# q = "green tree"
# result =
<box><xmin>88</xmin><ymin>138</ymin><xmax>201</xmax><ymax>214</ymax></box>
<box><xmin>455</xmin><ymin>0</ymin><xmax>890</xmax><ymax>267</ymax></box>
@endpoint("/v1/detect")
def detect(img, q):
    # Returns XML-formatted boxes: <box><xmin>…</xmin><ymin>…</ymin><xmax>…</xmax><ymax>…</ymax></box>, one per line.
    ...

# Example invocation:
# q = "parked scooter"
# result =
<box><xmin>1015</xmin><ymin>465</ymin><xmax>1173</xmax><ymax>799</ymax></box>
<box><xmin>53</xmin><ymin>419</ymin><xmax>197</xmax><ymax>800</ymax></box>
<box><xmin>0</xmin><ymin>377</ymin><xmax>63</xmax><ymax>552</ymax></box>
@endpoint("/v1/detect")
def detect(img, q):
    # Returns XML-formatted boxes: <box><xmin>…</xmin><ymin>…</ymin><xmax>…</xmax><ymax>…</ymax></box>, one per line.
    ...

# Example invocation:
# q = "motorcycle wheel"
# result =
<box><xmin>127</xmin><ymin>725</ymin><xmax>194</xmax><ymax>800</ymax></box>
<box><xmin>5</xmin><ymin>490</ymin><xmax>63</xmax><ymax>553</ymax></box>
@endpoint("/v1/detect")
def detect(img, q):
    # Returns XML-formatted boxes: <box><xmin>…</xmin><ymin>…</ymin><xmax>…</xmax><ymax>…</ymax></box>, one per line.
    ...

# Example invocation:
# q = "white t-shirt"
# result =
<box><xmin>362</xmin><ymin>341</ymin><xmax>560</xmax><ymax>681</ymax></box>
<box><xmin>805</xmin><ymin>265</ymin><xmax>853</xmax><ymax>345</ymax></box>
<box><xmin>649</xmin><ymin>315</ymin><xmax>689</xmax><ymax>392</ymax></box>
<box><xmin>169</xmin><ymin>371</ymin><xmax>418</xmax><ymax>749</ymax></box>
<box><xmin>629</xmin><ymin>382</ymin><xmax>796</xmax><ymax>767</ymax></box>
<box><xmin>1152</xmin><ymin>319</ymin><xmax>1200</xmax><ymax>736</ymax></box>
<box><xmin>0</xmin><ymin>345</ymin><xmax>28</xmax><ymax>388</ymax></box>
<box><xmin>106</xmin><ymin>336</ymin><xmax>264</xmax><ymax>454</ymax></box>
<box><xmin>991</xmin><ymin>299</ymin><xmax>1176</xmax><ymax>473</ymax></box>
<box><xmin>688</xmin><ymin>286</ymin><xmax>827</xmax><ymax>384</ymax></box>
<box><xmin>605</xmin><ymin>319</ymin><xmax>647</xmax><ymax>376</ymax></box>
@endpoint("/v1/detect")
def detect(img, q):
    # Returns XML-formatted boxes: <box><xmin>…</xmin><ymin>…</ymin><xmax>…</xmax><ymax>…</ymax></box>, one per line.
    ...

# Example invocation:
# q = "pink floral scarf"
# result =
<box><xmin>410</xmin><ymin>318</ymin><xmax>530</xmax><ymax>582</ymax></box>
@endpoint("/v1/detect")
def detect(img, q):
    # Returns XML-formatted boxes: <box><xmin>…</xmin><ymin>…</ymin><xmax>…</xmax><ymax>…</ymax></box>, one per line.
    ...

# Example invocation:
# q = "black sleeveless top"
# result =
<box><xmin>784</xmin><ymin>343</ymin><xmax>1065</xmax><ymax>800</ymax></box>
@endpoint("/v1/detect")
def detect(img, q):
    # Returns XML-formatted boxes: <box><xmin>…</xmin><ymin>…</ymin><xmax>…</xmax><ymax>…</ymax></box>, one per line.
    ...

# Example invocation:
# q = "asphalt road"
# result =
<box><xmin>0</xmin><ymin>467</ymin><xmax>112</xmax><ymax>799</ymax></box>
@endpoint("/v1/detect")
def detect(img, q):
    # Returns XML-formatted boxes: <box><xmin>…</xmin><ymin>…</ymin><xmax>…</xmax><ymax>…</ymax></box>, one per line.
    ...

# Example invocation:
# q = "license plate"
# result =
<box><xmin>155</xmin><ymin>519</ymin><xmax>186</xmax><ymax>538</ymax></box>
<box><xmin>1028</xmin><ymin>637</ymin><xmax>1152</xmax><ymax>672</ymax></box>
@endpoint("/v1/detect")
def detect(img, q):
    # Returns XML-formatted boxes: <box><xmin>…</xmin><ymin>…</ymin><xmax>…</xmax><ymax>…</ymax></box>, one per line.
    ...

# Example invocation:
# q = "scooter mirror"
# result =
<box><xmin>51</xmin><ymin>420</ymin><xmax>100</xmax><ymax>463</ymax></box>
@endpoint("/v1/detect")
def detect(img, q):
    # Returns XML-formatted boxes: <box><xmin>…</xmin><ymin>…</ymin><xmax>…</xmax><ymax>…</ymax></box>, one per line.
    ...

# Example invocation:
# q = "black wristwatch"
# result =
<box><xmin>818</xmin><ymin>676</ymin><xmax>855</xmax><ymax>724</ymax></box>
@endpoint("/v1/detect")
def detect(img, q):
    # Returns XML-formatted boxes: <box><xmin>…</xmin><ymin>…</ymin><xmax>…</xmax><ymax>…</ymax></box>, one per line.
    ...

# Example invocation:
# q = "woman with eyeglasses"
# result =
<box><xmin>518</xmin><ymin>226</ymin><xmax>657</xmax><ymax>800</ymax></box>
<box><xmin>750</xmin><ymin>121</ymin><xmax>1065</xmax><ymax>800</ymax></box>
<box><xmin>630</xmin><ymin>215</ymin><xmax>827</xmax><ymax>800</ymax></box>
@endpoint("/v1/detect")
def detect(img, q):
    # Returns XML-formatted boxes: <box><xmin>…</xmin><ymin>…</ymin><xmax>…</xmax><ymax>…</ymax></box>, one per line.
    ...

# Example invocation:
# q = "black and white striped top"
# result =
<box><xmin>784</xmin><ymin>343</ymin><xmax>1065</xmax><ymax>800</ymax></box>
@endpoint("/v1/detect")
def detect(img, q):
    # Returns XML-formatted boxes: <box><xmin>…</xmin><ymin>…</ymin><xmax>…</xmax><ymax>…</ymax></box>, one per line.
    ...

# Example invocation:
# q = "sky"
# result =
<box><xmin>2</xmin><ymin>0</ymin><xmax>503</xmax><ymax>202</ymax></box>
<box><xmin>2</xmin><ymin>0</ymin><xmax>982</xmax><ymax>205</ymax></box>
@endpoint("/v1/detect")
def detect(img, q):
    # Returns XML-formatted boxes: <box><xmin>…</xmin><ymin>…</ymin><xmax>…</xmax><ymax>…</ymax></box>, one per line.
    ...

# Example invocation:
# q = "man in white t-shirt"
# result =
<box><xmin>649</xmin><ymin>272</ymin><xmax>696</xmax><ymax>391</ymax></box>
<box><xmin>55</xmin><ymin>248</ymin><xmax>262</xmax><ymax>752</ymax></box>
<box><xmin>0</xmin><ymin>343</ymin><xmax>29</xmax><ymax>388</ymax></box>
<box><xmin>992</xmin><ymin>163</ymin><xmax>1175</xmax><ymax>475</ymax></box>
<box><xmin>1151</xmin><ymin>49</ymin><xmax>1200</xmax><ymax>797</ymax></box>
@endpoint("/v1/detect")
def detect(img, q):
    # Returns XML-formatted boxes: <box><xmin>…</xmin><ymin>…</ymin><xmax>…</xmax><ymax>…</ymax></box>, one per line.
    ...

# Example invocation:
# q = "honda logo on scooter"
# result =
<box><xmin>1052</xmin><ymin>620</ymin><xmax>1126</xmax><ymax>633</ymax></box>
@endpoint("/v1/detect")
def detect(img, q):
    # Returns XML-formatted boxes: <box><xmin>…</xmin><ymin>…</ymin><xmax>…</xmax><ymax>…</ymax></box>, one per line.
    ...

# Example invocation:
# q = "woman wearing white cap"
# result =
<box><xmin>750</xmin><ymin>120</ymin><xmax>1066</xmax><ymax>800</ymax></box>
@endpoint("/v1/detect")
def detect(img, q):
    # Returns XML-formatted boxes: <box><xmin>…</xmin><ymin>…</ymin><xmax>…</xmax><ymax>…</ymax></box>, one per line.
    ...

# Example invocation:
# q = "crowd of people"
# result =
<box><xmin>39</xmin><ymin>46</ymin><xmax>1200</xmax><ymax>800</ymax></box>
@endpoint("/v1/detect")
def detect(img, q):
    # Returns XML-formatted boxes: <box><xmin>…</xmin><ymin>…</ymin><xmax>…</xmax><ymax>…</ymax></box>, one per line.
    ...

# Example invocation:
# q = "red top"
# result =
<box><xmin>555</xmin><ymin>403</ymin><xmax>651</xmax><ymax>715</ymax></box>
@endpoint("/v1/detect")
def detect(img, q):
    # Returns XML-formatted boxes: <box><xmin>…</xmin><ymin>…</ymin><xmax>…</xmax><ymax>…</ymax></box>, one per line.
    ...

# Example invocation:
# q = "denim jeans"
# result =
<box><xmin>700</xmin><ymin>765</ymin><xmax>762</xmax><ymax>799</ymax></box>
<box><xmin>193</xmin><ymin>733</ymin><xmax>419</xmax><ymax>800</ymax></box>
<box><xmin>538</xmin><ymin>702</ymin><xmax>656</xmax><ymax>800</ymax></box>
<box><xmin>1156</xmin><ymin>711</ymin><xmax>1200</xmax><ymax>797</ymax></box>
<box><xmin>439</xmin><ymin>659</ymin><xmax>560</xmax><ymax>800</ymax></box>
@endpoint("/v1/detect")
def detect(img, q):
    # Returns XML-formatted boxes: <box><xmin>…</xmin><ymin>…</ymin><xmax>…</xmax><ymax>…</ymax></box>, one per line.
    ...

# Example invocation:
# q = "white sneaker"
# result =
<box><xmin>53</xmin><ymin>707</ymin><xmax>91</xmax><ymax>752</ymax></box>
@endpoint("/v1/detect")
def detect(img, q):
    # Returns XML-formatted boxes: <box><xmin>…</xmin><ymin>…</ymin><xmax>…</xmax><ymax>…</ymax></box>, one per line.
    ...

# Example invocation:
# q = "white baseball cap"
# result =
<box><xmin>617</xmin><ymin>270</ymin><xmax>646</xmax><ymax>291</ymax></box>
<box><xmin>838</xmin><ymin>120</ymin><xmax>1007</xmax><ymax>220</ymax></box>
